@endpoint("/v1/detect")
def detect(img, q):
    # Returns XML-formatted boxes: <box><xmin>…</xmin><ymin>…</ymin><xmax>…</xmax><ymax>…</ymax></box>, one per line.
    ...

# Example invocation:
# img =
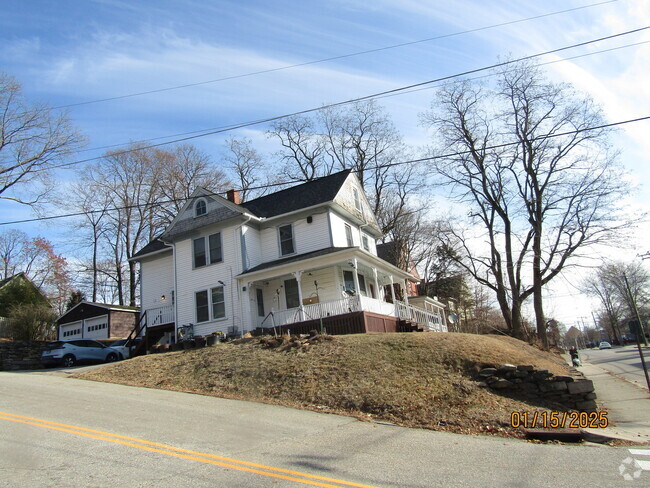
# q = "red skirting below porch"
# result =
<box><xmin>257</xmin><ymin>311</ymin><xmax>405</xmax><ymax>336</ymax></box>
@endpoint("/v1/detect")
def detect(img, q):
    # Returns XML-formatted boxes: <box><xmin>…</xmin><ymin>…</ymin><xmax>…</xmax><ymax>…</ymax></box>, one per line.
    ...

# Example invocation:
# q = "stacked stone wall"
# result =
<box><xmin>478</xmin><ymin>363</ymin><xmax>597</xmax><ymax>412</ymax></box>
<box><xmin>0</xmin><ymin>341</ymin><xmax>51</xmax><ymax>370</ymax></box>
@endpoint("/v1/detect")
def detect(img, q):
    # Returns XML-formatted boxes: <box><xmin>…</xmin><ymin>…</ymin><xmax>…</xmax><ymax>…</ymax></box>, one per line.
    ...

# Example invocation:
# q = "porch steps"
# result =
<box><xmin>398</xmin><ymin>319</ymin><xmax>424</xmax><ymax>333</ymax></box>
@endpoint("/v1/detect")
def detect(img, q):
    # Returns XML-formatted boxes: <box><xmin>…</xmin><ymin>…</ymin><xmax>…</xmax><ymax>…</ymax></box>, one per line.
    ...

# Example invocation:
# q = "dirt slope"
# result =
<box><xmin>77</xmin><ymin>332</ymin><xmax>571</xmax><ymax>438</ymax></box>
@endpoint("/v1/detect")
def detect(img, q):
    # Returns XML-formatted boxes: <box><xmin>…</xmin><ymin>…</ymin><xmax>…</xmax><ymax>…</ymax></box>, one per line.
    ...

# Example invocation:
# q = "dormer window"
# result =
<box><xmin>195</xmin><ymin>199</ymin><xmax>207</xmax><ymax>217</ymax></box>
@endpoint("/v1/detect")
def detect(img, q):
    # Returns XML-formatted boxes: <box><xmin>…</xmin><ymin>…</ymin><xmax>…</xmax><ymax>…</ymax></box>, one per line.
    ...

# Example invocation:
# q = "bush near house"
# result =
<box><xmin>6</xmin><ymin>305</ymin><xmax>57</xmax><ymax>341</ymax></box>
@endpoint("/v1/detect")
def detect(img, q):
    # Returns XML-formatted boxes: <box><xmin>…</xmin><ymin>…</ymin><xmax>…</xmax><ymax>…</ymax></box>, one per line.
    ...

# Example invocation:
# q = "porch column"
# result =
<box><xmin>351</xmin><ymin>258</ymin><xmax>361</xmax><ymax>300</ymax></box>
<box><xmin>293</xmin><ymin>271</ymin><xmax>304</xmax><ymax>321</ymax></box>
<box><xmin>402</xmin><ymin>279</ymin><xmax>409</xmax><ymax>305</ymax></box>
<box><xmin>372</xmin><ymin>268</ymin><xmax>380</xmax><ymax>300</ymax></box>
<box><xmin>389</xmin><ymin>275</ymin><xmax>396</xmax><ymax>303</ymax></box>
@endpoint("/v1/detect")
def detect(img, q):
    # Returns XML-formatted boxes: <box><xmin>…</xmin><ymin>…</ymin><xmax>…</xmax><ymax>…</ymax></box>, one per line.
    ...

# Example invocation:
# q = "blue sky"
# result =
<box><xmin>1</xmin><ymin>0</ymin><xmax>649</xmax><ymax>325</ymax></box>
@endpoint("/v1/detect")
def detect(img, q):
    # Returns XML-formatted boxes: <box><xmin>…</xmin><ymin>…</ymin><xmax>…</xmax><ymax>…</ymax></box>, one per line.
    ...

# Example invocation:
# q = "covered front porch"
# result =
<box><xmin>239</xmin><ymin>247</ymin><xmax>447</xmax><ymax>334</ymax></box>
<box><xmin>260</xmin><ymin>294</ymin><xmax>446</xmax><ymax>332</ymax></box>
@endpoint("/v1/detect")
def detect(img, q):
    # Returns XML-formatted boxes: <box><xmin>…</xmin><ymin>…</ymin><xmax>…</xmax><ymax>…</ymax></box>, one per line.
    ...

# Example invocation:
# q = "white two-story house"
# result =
<box><xmin>130</xmin><ymin>170</ymin><xmax>447</xmax><ymax>346</ymax></box>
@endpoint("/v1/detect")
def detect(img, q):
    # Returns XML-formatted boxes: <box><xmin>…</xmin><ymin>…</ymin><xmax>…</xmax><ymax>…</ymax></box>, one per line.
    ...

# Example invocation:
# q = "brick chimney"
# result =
<box><xmin>226</xmin><ymin>189</ymin><xmax>241</xmax><ymax>204</ymax></box>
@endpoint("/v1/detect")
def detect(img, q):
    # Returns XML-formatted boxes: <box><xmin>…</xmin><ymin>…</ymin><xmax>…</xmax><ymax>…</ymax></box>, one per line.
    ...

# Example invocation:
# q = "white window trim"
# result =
<box><xmin>352</xmin><ymin>187</ymin><xmax>362</xmax><ymax>211</ymax></box>
<box><xmin>194</xmin><ymin>198</ymin><xmax>207</xmax><ymax>217</ymax></box>
<box><xmin>192</xmin><ymin>232</ymin><xmax>223</xmax><ymax>269</ymax></box>
<box><xmin>345</xmin><ymin>223</ymin><xmax>354</xmax><ymax>247</ymax></box>
<box><xmin>278</xmin><ymin>223</ymin><xmax>296</xmax><ymax>257</ymax></box>
<box><xmin>362</xmin><ymin>235</ymin><xmax>369</xmax><ymax>251</ymax></box>
<box><xmin>194</xmin><ymin>285</ymin><xmax>228</xmax><ymax>324</ymax></box>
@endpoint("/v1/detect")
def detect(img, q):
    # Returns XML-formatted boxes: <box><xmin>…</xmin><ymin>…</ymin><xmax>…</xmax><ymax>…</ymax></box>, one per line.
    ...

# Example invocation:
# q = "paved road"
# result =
<box><xmin>581</xmin><ymin>346</ymin><xmax>650</xmax><ymax>390</ymax></box>
<box><xmin>1</xmin><ymin>369</ymin><xmax>649</xmax><ymax>487</ymax></box>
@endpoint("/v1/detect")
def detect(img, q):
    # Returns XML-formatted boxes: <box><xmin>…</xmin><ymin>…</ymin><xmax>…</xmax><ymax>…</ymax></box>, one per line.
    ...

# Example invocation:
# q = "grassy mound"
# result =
<box><xmin>77</xmin><ymin>332</ymin><xmax>570</xmax><ymax>438</ymax></box>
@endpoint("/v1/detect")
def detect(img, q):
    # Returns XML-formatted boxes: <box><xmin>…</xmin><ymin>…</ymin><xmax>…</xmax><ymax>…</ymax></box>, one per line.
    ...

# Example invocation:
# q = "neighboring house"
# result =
<box><xmin>56</xmin><ymin>301</ymin><xmax>139</xmax><ymax>341</ymax></box>
<box><xmin>376</xmin><ymin>241</ymin><xmax>447</xmax><ymax>325</ymax></box>
<box><xmin>130</xmin><ymin>169</ymin><xmax>447</xmax><ymax>344</ymax></box>
<box><xmin>0</xmin><ymin>273</ymin><xmax>51</xmax><ymax>337</ymax></box>
<box><xmin>0</xmin><ymin>272</ymin><xmax>50</xmax><ymax>318</ymax></box>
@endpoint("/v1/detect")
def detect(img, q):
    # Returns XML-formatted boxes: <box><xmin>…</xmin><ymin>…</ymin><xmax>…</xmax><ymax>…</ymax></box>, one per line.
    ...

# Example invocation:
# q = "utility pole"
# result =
<box><xmin>623</xmin><ymin>273</ymin><xmax>650</xmax><ymax>392</ymax></box>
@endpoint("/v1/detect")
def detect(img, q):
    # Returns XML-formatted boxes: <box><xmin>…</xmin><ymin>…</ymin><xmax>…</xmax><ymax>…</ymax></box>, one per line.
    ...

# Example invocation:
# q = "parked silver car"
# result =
<box><xmin>41</xmin><ymin>340</ymin><xmax>120</xmax><ymax>367</ymax></box>
<box><xmin>108</xmin><ymin>339</ymin><xmax>134</xmax><ymax>359</ymax></box>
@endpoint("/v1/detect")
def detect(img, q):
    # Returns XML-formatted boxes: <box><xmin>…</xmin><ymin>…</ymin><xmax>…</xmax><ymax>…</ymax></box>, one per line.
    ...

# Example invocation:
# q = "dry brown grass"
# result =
<box><xmin>77</xmin><ymin>332</ymin><xmax>570</xmax><ymax>438</ymax></box>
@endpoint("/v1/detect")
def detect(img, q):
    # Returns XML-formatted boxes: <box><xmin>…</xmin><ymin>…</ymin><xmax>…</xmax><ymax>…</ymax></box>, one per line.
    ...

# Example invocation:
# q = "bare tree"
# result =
<box><xmin>597</xmin><ymin>261</ymin><xmax>650</xmax><ymax>345</ymax></box>
<box><xmin>156</xmin><ymin>144</ymin><xmax>230</xmax><ymax>226</ymax></box>
<box><xmin>582</xmin><ymin>264</ymin><xmax>628</xmax><ymax>344</ymax></box>
<box><xmin>0</xmin><ymin>73</ymin><xmax>85</xmax><ymax>205</ymax></box>
<box><xmin>269</xmin><ymin>115</ymin><xmax>326</xmax><ymax>182</ymax></box>
<box><xmin>268</xmin><ymin>101</ymin><xmax>427</xmax><ymax>238</ymax></box>
<box><xmin>224</xmin><ymin>137</ymin><xmax>265</xmax><ymax>201</ymax></box>
<box><xmin>80</xmin><ymin>144</ymin><xmax>162</xmax><ymax>305</ymax></box>
<box><xmin>422</xmin><ymin>61</ymin><xmax>630</xmax><ymax>346</ymax></box>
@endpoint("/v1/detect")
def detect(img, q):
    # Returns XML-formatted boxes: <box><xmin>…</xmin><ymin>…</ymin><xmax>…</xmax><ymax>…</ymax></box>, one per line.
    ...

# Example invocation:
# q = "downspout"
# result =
<box><xmin>171</xmin><ymin>241</ymin><xmax>178</xmax><ymax>342</ymax></box>
<box><xmin>235</xmin><ymin>215</ymin><xmax>253</xmax><ymax>335</ymax></box>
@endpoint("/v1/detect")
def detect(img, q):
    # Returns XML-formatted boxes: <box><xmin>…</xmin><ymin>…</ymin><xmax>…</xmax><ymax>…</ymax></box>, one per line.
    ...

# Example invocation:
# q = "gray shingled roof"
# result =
<box><xmin>163</xmin><ymin>205</ymin><xmax>242</xmax><ymax>240</ymax></box>
<box><xmin>241</xmin><ymin>170</ymin><xmax>351</xmax><ymax>218</ymax></box>
<box><xmin>131</xmin><ymin>238</ymin><xmax>171</xmax><ymax>259</ymax></box>
<box><xmin>240</xmin><ymin>246</ymin><xmax>354</xmax><ymax>276</ymax></box>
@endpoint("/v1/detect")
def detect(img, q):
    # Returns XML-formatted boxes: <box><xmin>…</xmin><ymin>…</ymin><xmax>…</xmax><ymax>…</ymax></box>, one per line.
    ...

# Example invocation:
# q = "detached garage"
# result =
<box><xmin>57</xmin><ymin>302</ymin><xmax>139</xmax><ymax>341</ymax></box>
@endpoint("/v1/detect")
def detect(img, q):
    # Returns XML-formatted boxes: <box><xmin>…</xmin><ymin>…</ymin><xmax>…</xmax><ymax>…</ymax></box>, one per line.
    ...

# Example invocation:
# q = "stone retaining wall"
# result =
<box><xmin>477</xmin><ymin>363</ymin><xmax>597</xmax><ymax>412</ymax></box>
<box><xmin>0</xmin><ymin>341</ymin><xmax>51</xmax><ymax>371</ymax></box>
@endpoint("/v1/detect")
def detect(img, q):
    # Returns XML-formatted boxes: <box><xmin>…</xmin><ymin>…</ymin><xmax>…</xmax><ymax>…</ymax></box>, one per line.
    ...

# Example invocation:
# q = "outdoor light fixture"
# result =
<box><xmin>218</xmin><ymin>280</ymin><xmax>226</xmax><ymax>286</ymax></box>
<box><xmin>161</xmin><ymin>295</ymin><xmax>166</xmax><ymax>301</ymax></box>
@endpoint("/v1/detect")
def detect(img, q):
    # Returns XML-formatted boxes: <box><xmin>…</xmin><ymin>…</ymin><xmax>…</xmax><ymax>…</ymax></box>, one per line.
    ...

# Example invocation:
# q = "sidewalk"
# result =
<box><xmin>570</xmin><ymin>357</ymin><xmax>650</xmax><ymax>444</ymax></box>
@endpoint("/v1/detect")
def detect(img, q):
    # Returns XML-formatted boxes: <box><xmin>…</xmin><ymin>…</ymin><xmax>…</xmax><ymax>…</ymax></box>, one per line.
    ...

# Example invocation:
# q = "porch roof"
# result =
<box><xmin>238</xmin><ymin>246</ymin><xmax>416</xmax><ymax>283</ymax></box>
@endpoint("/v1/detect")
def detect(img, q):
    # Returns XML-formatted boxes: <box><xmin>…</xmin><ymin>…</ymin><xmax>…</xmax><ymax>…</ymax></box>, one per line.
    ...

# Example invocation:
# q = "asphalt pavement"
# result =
<box><xmin>568</xmin><ymin>346</ymin><xmax>650</xmax><ymax>444</ymax></box>
<box><xmin>2</xmin><ymin>369</ymin><xmax>648</xmax><ymax>487</ymax></box>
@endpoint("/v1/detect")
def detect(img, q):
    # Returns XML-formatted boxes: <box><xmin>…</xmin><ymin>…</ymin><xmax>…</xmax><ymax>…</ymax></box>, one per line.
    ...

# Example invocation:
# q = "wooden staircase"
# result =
<box><xmin>398</xmin><ymin>319</ymin><xmax>424</xmax><ymax>333</ymax></box>
<box><xmin>126</xmin><ymin>312</ymin><xmax>147</xmax><ymax>357</ymax></box>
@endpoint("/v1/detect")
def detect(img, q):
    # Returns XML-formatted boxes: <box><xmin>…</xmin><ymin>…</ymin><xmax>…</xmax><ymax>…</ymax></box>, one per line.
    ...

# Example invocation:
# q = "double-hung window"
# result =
<box><xmin>362</xmin><ymin>235</ymin><xmax>369</xmax><ymax>251</ymax></box>
<box><xmin>195</xmin><ymin>290</ymin><xmax>210</xmax><ymax>322</ymax></box>
<box><xmin>352</xmin><ymin>188</ymin><xmax>361</xmax><ymax>211</ymax></box>
<box><xmin>208</xmin><ymin>233</ymin><xmax>222</xmax><ymax>264</ymax></box>
<box><xmin>345</xmin><ymin>224</ymin><xmax>354</xmax><ymax>247</ymax></box>
<box><xmin>279</xmin><ymin>224</ymin><xmax>295</xmax><ymax>256</ymax></box>
<box><xmin>193</xmin><ymin>232</ymin><xmax>222</xmax><ymax>268</ymax></box>
<box><xmin>211</xmin><ymin>286</ymin><xmax>225</xmax><ymax>319</ymax></box>
<box><xmin>193</xmin><ymin>238</ymin><xmax>206</xmax><ymax>268</ymax></box>
<box><xmin>195</xmin><ymin>285</ymin><xmax>226</xmax><ymax>323</ymax></box>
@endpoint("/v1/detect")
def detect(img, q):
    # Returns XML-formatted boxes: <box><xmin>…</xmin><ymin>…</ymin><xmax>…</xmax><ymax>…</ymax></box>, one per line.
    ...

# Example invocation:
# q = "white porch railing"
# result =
<box><xmin>263</xmin><ymin>295</ymin><xmax>447</xmax><ymax>332</ymax></box>
<box><xmin>146</xmin><ymin>304</ymin><xmax>174</xmax><ymax>327</ymax></box>
<box><xmin>395</xmin><ymin>301</ymin><xmax>447</xmax><ymax>332</ymax></box>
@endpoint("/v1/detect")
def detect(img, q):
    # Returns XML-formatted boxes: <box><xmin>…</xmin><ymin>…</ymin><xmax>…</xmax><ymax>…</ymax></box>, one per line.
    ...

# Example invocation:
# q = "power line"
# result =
<box><xmin>50</xmin><ymin>0</ymin><xmax>619</xmax><ymax>111</ymax></box>
<box><xmin>69</xmin><ymin>38</ymin><xmax>650</xmax><ymax>157</ymax></box>
<box><xmin>34</xmin><ymin>26</ymin><xmax>650</xmax><ymax>173</ymax></box>
<box><xmin>2</xmin><ymin>114</ymin><xmax>648</xmax><ymax>227</ymax></box>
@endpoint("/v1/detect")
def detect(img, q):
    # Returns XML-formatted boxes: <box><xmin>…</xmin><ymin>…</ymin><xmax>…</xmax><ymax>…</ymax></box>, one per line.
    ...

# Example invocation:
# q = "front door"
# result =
<box><xmin>284</xmin><ymin>278</ymin><xmax>300</xmax><ymax>309</ymax></box>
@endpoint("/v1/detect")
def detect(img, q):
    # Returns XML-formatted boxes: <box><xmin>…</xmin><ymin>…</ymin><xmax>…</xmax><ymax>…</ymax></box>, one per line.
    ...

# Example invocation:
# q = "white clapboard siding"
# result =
<box><xmin>260</xmin><ymin>212</ymin><xmax>331</xmax><ymax>263</ymax></box>
<box><xmin>140</xmin><ymin>252</ymin><xmax>174</xmax><ymax>311</ymax></box>
<box><xmin>174</xmin><ymin>222</ymin><xmax>242</xmax><ymax>335</ymax></box>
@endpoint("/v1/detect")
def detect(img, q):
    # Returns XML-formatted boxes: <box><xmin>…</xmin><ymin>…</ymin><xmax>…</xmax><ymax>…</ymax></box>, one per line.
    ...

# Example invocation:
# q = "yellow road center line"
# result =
<box><xmin>0</xmin><ymin>411</ymin><xmax>380</xmax><ymax>488</ymax></box>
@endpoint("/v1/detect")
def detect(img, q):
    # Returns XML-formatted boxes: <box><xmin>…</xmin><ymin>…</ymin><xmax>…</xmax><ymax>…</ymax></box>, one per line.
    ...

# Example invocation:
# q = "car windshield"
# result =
<box><xmin>45</xmin><ymin>342</ymin><xmax>65</xmax><ymax>350</ymax></box>
<box><xmin>110</xmin><ymin>340</ymin><xmax>126</xmax><ymax>347</ymax></box>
